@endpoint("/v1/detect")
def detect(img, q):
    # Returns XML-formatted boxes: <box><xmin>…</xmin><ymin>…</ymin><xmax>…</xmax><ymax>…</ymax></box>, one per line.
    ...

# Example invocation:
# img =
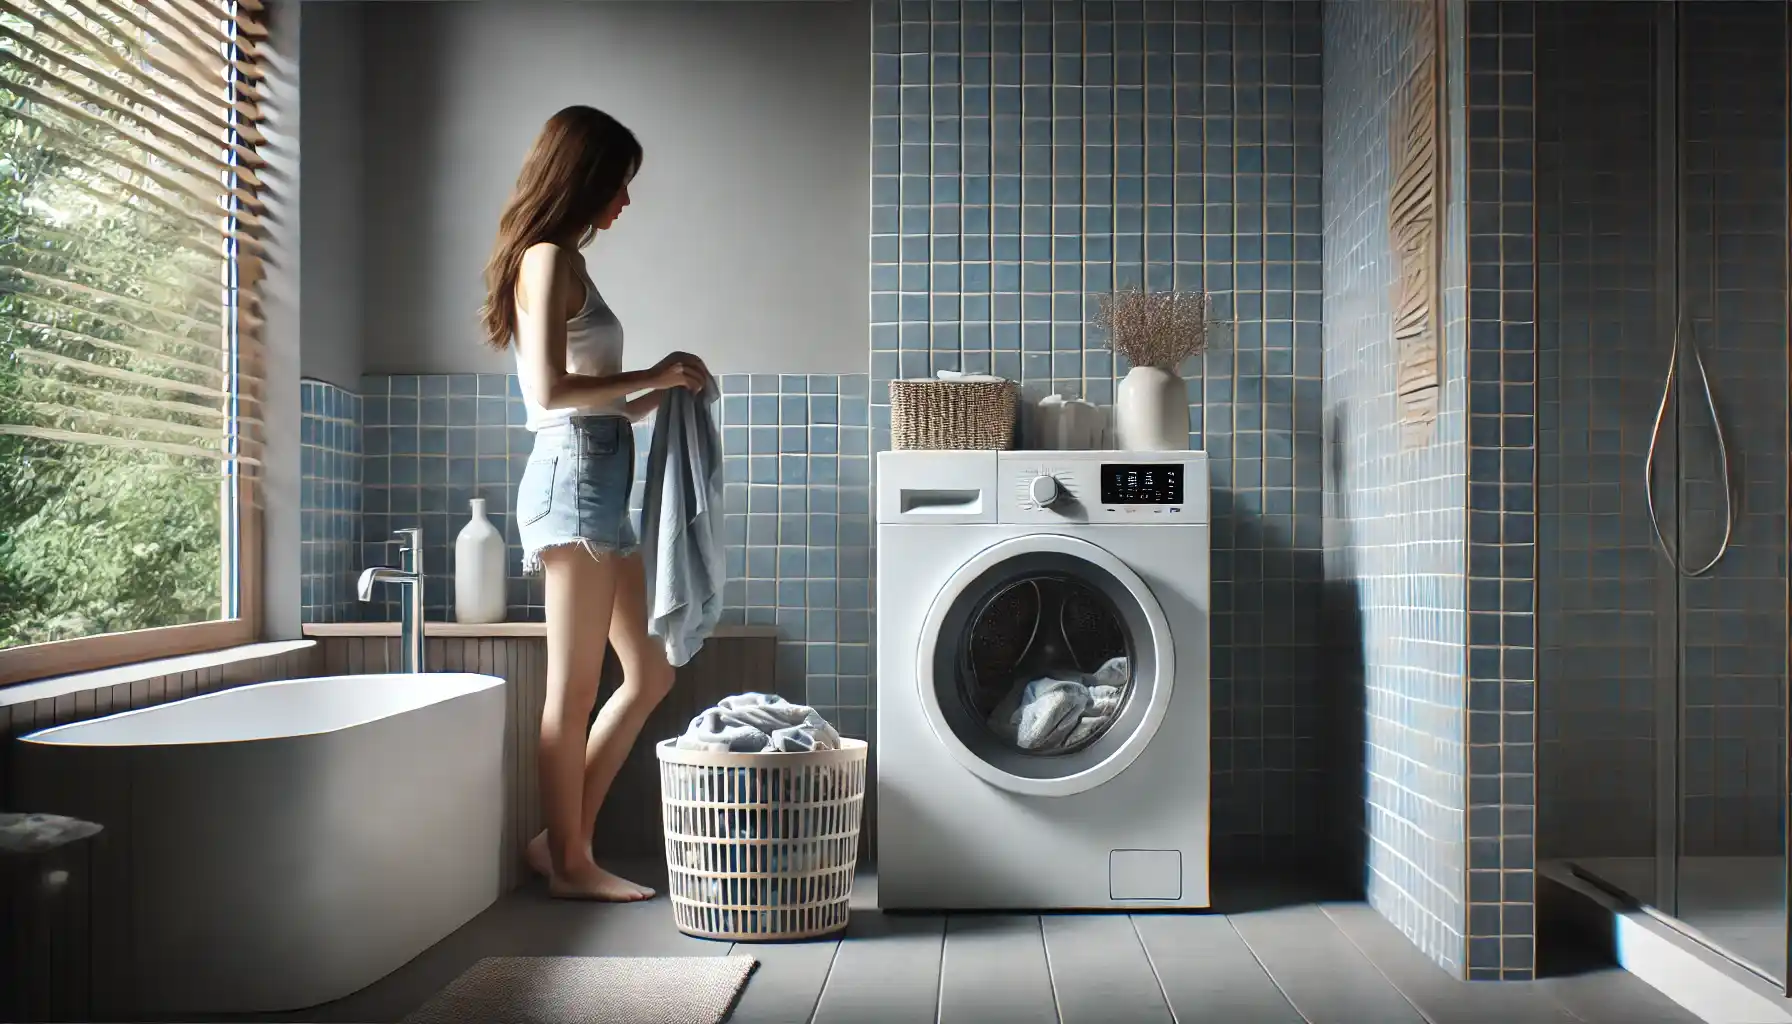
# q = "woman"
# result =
<box><xmin>480</xmin><ymin>106</ymin><xmax>706</xmax><ymax>901</ymax></box>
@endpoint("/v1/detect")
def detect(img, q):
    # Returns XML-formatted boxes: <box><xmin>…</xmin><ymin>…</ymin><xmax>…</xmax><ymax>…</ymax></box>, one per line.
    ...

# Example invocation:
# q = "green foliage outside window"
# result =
<box><xmin>0</xmin><ymin>9</ymin><xmax>234</xmax><ymax>650</ymax></box>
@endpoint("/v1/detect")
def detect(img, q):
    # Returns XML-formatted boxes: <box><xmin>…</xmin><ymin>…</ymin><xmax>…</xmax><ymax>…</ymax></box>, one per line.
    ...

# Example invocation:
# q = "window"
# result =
<box><xmin>0</xmin><ymin>1</ymin><xmax>265</xmax><ymax>684</ymax></box>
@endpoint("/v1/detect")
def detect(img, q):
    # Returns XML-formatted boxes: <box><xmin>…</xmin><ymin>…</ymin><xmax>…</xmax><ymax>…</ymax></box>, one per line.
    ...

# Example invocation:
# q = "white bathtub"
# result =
<box><xmin>13</xmin><ymin>672</ymin><xmax>507</xmax><ymax>1016</ymax></box>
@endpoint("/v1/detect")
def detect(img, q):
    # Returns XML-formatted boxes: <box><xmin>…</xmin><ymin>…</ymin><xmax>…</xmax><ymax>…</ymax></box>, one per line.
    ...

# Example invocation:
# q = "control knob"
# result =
<box><xmin>1028</xmin><ymin>474</ymin><xmax>1065</xmax><ymax>509</ymax></box>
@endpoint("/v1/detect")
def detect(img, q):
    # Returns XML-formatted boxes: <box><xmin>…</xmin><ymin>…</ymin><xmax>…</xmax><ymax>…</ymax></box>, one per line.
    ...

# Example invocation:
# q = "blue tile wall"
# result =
<box><xmin>871</xmin><ymin>0</ymin><xmax>1328</xmax><ymax>865</ymax></box>
<box><xmin>1321</xmin><ymin>0</ymin><xmax>1471</xmax><ymax>978</ymax></box>
<box><xmin>299</xmin><ymin>380</ymin><xmax>364</xmax><ymax>623</ymax></box>
<box><xmin>1462</xmin><ymin>0</ymin><xmax>1536</xmax><ymax>981</ymax></box>
<box><xmin>717</xmin><ymin>373</ymin><xmax>876</xmax><ymax>739</ymax></box>
<box><xmin>348</xmin><ymin>373</ymin><xmax>875</xmax><ymax>735</ymax></box>
<box><xmin>357</xmin><ymin>373</ymin><xmax>537</xmax><ymax>621</ymax></box>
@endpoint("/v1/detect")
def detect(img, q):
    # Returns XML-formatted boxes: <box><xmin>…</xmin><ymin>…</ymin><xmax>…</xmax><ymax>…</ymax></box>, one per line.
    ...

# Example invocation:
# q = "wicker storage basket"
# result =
<box><xmin>656</xmin><ymin>738</ymin><xmax>868</xmax><ymax>941</ymax></box>
<box><xmin>889</xmin><ymin>377</ymin><xmax>1017</xmax><ymax>450</ymax></box>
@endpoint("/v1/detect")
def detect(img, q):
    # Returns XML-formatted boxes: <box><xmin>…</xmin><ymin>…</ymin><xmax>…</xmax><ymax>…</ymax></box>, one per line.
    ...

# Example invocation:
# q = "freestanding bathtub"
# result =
<box><xmin>13</xmin><ymin>672</ymin><xmax>507</xmax><ymax>1017</ymax></box>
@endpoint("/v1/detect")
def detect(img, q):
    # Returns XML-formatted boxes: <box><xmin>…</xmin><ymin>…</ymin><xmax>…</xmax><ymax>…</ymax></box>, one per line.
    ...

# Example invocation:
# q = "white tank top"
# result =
<box><xmin>518</xmin><ymin>263</ymin><xmax>626</xmax><ymax>430</ymax></box>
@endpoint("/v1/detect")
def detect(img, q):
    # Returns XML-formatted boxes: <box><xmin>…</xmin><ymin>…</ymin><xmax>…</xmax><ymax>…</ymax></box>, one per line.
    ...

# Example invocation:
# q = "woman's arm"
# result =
<box><xmin>622</xmin><ymin>390</ymin><xmax>665</xmax><ymax>422</ymax></box>
<box><xmin>513</xmin><ymin>243</ymin><xmax>672</xmax><ymax>410</ymax></box>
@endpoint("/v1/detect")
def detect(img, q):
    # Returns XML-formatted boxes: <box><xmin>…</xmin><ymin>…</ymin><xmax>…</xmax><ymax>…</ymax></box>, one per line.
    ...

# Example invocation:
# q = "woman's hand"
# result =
<box><xmin>649</xmin><ymin>351</ymin><xmax>708</xmax><ymax>392</ymax></box>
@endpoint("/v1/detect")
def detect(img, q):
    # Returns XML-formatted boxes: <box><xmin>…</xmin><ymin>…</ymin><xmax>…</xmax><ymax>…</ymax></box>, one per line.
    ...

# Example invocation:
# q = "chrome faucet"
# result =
<box><xmin>357</xmin><ymin>527</ymin><xmax>426</xmax><ymax>674</ymax></box>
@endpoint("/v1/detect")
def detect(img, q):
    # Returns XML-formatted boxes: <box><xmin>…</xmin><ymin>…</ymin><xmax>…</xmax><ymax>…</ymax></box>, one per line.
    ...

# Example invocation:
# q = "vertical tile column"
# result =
<box><xmin>1463</xmin><ymin>0</ymin><xmax>1537</xmax><ymax>981</ymax></box>
<box><xmin>1320</xmin><ymin>0</ymin><xmax>1471</xmax><ymax>977</ymax></box>
<box><xmin>299</xmin><ymin>380</ymin><xmax>364</xmax><ymax>623</ymax></box>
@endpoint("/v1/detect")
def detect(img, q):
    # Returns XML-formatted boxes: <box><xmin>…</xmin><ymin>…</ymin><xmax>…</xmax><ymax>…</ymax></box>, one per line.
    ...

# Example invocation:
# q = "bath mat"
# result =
<box><xmin>399</xmin><ymin>955</ymin><xmax>758</xmax><ymax>1024</ymax></box>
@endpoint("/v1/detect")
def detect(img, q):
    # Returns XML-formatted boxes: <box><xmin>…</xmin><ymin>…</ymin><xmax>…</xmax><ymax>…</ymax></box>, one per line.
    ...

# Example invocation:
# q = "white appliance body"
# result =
<box><xmin>876</xmin><ymin>449</ymin><xmax>1211</xmax><ymax>910</ymax></box>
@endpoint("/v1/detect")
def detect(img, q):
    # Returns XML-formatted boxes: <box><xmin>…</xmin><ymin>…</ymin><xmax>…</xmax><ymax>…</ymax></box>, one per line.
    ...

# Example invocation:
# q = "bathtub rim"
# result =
<box><xmin>15</xmin><ymin>671</ymin><xmax>507</xmax><ymax>748</ymax></box>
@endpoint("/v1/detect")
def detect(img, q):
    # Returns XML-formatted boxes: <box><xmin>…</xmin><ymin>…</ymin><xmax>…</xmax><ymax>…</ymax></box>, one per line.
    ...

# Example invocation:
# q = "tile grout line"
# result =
<box><xmin>1221</xmin><ymin>914</ymin><xmax>1315</xmax><ymax>1024</ymax></box>
<box><xmin>1035</xmin><ymin>914</ymin><xmax>1067</xmax><ymax>1024</ymax></box>
<box><xmin>1125</xmin><ymin>914</ymin><xmax>1188</xmax><ymax>1024</ymax></box>
<box><xmin>934</xmin><ymin>915</ymin><xmax>949</xmax><ymax>1024</ymax></box>
<box><xmin>803</xmin><ymin>935</ymin><xmax>846</xmax><ymax>1024</ymax></box>
<box><xmin>1317</xmin><ymin>904</ymin><xmax>1442</xmax><ymax>1024</ymax></box>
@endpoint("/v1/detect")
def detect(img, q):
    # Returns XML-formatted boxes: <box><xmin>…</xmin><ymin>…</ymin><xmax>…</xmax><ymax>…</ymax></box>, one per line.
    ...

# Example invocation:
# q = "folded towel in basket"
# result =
<box><xmin>674</xmin><ymin>692</ymin><xmax>841</xmax><ymax>753</ymax></box>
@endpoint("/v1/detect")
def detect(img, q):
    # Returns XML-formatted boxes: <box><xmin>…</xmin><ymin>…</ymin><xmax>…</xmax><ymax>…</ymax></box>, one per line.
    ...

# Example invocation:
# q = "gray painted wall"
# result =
<box><xmin>358</xmin><ymin>0</ymin><xmax>870</xmax><ymax>376</ymax></box>
<box><xmin>262</xmin><ymin>0</ymin><xmax>304</xmax><ymax>640</ymax></box>
<box><xmin>298</xmin><ymin>2</ymin><xmax>365</xmax><ymax>390</ymax></box>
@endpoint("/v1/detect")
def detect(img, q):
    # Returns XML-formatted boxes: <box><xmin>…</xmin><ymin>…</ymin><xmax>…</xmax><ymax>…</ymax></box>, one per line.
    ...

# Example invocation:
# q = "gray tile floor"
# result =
<box><xmin>211</xmin><ymin>864</ymin><xmax>1699</xmax><ymax>1024</ymax></box>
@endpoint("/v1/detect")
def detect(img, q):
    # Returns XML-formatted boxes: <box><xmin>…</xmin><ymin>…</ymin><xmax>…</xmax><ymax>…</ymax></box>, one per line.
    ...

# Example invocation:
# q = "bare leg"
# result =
<box><xmin>535</xmin><ymin>545</ymin><xmax>649</xmax><ymax>902</ymax></box>
<box><xmin>529</xmin><ymin>550</ymin><xmax>675</xmax><ymax>899</ymax></box>
<box><xmin>578</xmin><ymin>551</ymin><xmax>676</xmax><ymax>895</ymax></box>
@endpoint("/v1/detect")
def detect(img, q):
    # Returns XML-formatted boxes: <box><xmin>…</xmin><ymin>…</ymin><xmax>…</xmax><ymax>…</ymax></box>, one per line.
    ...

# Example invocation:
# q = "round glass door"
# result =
<box><xmin>916</xmin><ymin>534</ymin><xmax>1175</xmax><ymax>797</ymax></box>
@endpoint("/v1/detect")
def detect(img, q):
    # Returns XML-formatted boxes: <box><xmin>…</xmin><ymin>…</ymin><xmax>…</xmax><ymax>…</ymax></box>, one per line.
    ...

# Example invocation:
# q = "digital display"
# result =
<box><xmin>1101</xmin><ymin>463</ymin><xmax>1184</xmax><ymax>505</ymax></box>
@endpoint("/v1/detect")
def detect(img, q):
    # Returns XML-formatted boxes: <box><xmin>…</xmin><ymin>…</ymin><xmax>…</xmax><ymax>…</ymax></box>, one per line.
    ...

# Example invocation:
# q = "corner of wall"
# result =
<box><xmin>1319</xmin><ymin>0</ymin><xmax>1472</xmax><ymax>978</ymax></box>
<box><xmin>296</xmin><ymin>0</ymin><xmax>365</xmax><ymax>391</ymax></box>
<box><xmin>260</xmin><ymin>0</ymin><xmax>302</xmax><ymax>642</ymax></box>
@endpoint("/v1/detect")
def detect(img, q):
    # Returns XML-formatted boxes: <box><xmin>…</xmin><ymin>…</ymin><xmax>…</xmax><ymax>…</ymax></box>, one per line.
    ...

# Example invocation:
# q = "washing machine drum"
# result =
<box><xmin>916</xmin><ymin>533</ymin><xmax>1176</xmax><ymax>797</ymax></box>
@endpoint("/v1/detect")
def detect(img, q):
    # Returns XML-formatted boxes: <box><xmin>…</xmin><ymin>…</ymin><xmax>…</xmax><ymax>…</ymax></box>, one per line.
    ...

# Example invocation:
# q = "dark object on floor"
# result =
<box><xmin>0</xmin><ymin>812</ymin><xmax>103</xmax><ymax>1023</ymax></box>
<box><xmin>398</xmin><ymin>955</ymin><xmax>758</xmax><ymax>1024</ymax></box>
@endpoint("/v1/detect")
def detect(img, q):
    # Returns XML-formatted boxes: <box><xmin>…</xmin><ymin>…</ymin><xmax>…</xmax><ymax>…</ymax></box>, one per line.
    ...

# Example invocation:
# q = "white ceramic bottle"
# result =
<box><xmin>454</xmin><ymin>497</ymin><xmax>506</xmax><ymax>624</ymax></box>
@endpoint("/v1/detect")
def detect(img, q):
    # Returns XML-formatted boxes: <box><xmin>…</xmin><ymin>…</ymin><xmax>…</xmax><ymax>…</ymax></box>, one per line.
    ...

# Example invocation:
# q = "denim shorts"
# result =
<box><xmin>516</xmin><ymin>415</ymin><xmax>638</xmax><ymax>574</ymax></box>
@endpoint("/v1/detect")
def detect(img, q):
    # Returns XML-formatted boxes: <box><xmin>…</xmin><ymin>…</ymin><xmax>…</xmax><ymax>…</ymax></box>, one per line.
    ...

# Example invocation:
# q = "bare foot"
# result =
<box><xmin>526</xmin><ymin>830</ymin><xmax>556</xmax><ymax>878</ymax></box>
<box><xmin>548</xmin><ymin>857</ymin><xmax>658</xmax><ymax>902</ymax></box>
<box><xmin>528</xmin><ymin>831</ymin><xmax>656</xmax><ymax>900</ymax></box>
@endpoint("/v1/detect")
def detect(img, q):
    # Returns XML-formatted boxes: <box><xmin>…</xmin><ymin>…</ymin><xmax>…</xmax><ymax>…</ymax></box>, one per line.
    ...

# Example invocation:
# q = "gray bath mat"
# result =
<box><xmin>400</xmin><ymin>955</ymin><xmax>758</xmax><ymax>1024</ymax></box>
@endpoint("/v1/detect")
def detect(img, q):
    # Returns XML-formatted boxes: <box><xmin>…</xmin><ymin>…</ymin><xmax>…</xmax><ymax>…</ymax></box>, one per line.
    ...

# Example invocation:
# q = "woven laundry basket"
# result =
<box><xmin>888</xmin><ymin>377</ymin><xmax>1018</xmax><ymax>449</ymax></box>
<box><xmin>656</xmin><ymin>738</ymin><xmax>868</xmax><ymax>941</ymax></box>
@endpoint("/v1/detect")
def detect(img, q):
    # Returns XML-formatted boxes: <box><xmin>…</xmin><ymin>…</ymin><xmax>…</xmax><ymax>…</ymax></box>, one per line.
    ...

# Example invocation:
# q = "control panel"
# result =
<box><xmin>998</xmin><ymin>451</ymin><xmax>1209</xmax><ymax>525</ymax></box>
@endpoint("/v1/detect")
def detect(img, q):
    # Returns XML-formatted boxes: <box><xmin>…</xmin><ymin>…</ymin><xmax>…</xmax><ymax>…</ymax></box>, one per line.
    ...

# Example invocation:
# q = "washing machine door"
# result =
<box><xmin>915</xmin><ymin>533</ymin><xmax>1175</xmax><ymax>797</ymax></box>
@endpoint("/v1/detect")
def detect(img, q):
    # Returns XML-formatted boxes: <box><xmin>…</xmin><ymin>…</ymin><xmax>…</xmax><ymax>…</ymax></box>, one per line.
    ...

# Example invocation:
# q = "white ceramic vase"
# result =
<box><xmin>454</xmin><ymin>498</ymin><xmax>506</xmax><ymax>624</ymax></box>
<box><xmin>1115</xmin><ymin>366</ymin><xmax>1188</xmax><ymax>451</ymax></box>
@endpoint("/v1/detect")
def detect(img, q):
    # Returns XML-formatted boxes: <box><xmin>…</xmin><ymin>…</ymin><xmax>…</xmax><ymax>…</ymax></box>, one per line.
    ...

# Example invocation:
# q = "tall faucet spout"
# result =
<box><xmin>360</xmin><ymin>527</ymin><xmax>428</xmax><ymax>674</ymax></box>
<box><xmin>357</xmin><ymin>566</ymin><xmax>415</xmax><ymax>602</ymax></box>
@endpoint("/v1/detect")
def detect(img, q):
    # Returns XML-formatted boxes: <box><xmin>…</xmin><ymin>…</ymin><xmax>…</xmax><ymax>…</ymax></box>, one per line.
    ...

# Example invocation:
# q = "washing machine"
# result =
<box><xmin>875</xmin><ymin>449</ymin><xmax>1211</xmax><ymax>911</ymax></box>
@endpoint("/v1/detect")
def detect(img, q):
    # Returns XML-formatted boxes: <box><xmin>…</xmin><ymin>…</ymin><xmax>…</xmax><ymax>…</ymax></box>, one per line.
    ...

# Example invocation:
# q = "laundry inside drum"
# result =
<box><xmin>959</xmin><ymin>573</ymin><xmax>1133</xmax><ymax>756</ymax></box>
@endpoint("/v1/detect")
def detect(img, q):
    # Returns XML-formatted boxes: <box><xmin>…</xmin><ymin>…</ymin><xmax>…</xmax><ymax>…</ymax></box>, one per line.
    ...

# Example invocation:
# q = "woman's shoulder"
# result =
<box><xmin>520</xmin><ymin>240</ymin><xmax>577</xmax><ymax>275</ymax></box>
<box><xmin>517</xmin><ymin>242</ymin><xmax>589</xmax><ymax>317</ymax></box>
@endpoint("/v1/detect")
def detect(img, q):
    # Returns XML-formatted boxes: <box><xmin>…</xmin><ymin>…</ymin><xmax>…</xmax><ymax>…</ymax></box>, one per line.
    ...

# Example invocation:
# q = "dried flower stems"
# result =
<box><xmin>1090</xmin><ymin>286</ymin><xmax>1219</xmax><ymax>371</ymax></box>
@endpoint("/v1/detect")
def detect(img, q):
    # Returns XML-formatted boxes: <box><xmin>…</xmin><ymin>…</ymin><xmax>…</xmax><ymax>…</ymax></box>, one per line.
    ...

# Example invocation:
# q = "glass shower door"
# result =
<box><xmin>1538</xmin><ymin>0</ymin><xmax>1790</xmax><ymax>988</ymax></box>
<box><xmin>1672</xmin><ymin>1</ymin><xmax>1789</xmax><ymax>986</ymax></box>
<box><xmin>1536</xmin><ymin>0</ymin><xmax>1669</xmax><ymax>912</ymax></box>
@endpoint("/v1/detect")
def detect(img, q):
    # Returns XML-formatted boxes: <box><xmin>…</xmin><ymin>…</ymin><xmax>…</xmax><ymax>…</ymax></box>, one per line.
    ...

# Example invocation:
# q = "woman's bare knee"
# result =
<box><xmin>621</xmin><ymin>656</ymin><xmax>675</xmax><ymax>705</ymax></box>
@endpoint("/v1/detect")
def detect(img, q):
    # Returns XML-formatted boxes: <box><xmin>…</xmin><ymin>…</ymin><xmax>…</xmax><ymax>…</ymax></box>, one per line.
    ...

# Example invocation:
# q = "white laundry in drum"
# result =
<box><xmin>986</xmin><ymin>656</ymin><xmax>1130</xmax><ymax>752</ymax></box>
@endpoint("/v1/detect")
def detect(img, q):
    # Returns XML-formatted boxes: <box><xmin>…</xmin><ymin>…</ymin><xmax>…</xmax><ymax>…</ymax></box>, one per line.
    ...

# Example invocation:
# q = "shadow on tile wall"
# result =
<box><xmin>868</xmin><ymin>0</ymin><xmax>1327</xmax><ymax>864</ymax></box>
<box><xmin>297</xmin><ymin>373</ymin><xmax>875</xmax><ymax>735</ymax></box>
<box><xmin>1321</xmin><ymin>0</ymin><xmax>1472</xmax><ymax>978</ymax></box>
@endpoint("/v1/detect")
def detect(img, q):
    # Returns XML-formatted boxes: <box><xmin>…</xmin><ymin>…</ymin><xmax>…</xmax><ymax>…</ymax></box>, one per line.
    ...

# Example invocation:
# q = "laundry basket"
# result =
<box><xmin>656</xmin><ymin>738</ymin><xmax>869</xmax><ymax>941</ymax></box>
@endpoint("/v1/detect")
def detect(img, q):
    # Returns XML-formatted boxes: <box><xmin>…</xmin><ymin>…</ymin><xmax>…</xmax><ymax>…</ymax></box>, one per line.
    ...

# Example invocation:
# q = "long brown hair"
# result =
<box><xmin>480</xmin><ymin>106</ymin><xmax>642</xmax><ymax>350</ymax></box>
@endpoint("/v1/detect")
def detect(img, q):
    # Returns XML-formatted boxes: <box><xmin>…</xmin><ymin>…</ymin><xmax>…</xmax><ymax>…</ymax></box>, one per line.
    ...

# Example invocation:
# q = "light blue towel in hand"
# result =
<box><xmin>675</xmin><ymin>692</ymin><xmax>842</xmax><ymax>753</ymax></box>
<box><xmin>640</xmin><ymin>378</ymin><xmax>726</xmax><ymax>667</ymax></box>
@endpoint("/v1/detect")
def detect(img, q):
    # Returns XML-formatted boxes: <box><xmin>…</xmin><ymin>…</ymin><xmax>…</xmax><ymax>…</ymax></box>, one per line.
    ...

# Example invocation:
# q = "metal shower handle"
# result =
<box><xmin>1644</xmin><ymin>325</ymin><xmax>1734</xmax><ymax>578</ymax></box>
